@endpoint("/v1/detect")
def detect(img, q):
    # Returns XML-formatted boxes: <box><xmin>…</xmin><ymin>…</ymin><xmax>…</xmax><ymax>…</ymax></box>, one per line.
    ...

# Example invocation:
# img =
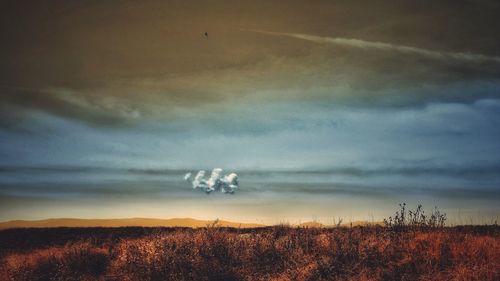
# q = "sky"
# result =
<box><xmin>1</xmin><ymin>0</ymin><xmax>499</xmax><ymax>224</ymax></box>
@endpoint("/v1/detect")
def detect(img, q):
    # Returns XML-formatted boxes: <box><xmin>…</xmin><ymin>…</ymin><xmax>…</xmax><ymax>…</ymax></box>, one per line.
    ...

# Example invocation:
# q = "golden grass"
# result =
<box><xmin>0</xmin><ymin>226</ymin><xmax>498</xmax><ymax>281</ymax></box>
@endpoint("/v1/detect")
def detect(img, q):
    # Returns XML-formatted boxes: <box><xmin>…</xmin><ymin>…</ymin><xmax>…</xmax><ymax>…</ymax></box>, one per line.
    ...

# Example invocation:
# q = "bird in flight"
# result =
<box><xmin>204</xmin><ymin>32</ymin><xmax>208</xmax><ymax>38</ymax></box>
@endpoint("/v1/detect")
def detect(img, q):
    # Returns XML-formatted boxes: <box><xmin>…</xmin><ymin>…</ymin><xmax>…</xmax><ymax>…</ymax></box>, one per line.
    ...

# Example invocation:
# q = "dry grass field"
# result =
<box><xmin>0</xmin><ymin>205</ymin><xmax>498</xmax><ymax>281</ymax></box>
<box><xmin>0</xmin><ymin>224</ymin><xmax>498</xmax><ymax>281</ymax></box>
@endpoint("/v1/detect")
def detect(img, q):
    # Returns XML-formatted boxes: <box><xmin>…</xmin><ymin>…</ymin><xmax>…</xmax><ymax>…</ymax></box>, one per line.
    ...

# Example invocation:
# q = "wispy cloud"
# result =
<box><xmin>246</xmin><ymin>30</ymin><xmax>500</xmax><ymax>64</ymax></box>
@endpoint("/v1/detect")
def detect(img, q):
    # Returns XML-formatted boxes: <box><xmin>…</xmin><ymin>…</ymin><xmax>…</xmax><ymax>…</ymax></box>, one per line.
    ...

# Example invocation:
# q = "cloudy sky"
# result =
<box><xmin>1</xmin><ymin>0</ymin><xmax>499</xmax><ymax>223</ymax></box>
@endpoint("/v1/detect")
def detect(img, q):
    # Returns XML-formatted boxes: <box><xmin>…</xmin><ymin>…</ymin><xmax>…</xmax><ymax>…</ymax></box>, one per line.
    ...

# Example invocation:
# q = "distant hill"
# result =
<box><xmin>0</xmin><ymin>218</ymin><xmax>384</xmax><ymax>229</ymax></box>
<box><xmin>0</xmin><ymin>218</ymin><xmax>265</xmax><ymax>229</ymax></box>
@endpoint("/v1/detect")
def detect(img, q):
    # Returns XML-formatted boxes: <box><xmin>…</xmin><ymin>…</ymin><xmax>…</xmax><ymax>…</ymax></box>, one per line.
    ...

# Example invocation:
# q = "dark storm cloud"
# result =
<box><xmin>1</xmin><ymin>0</ymin><xmax>500</xmax><ymax>127</ymax></box>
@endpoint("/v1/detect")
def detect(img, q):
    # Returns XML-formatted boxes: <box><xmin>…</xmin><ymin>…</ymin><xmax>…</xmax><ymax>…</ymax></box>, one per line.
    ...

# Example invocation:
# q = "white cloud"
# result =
<box><xmin>185</xmin><ymin>168</ymin><xmax>239</xmax><ymax>194</ymax></box>
<box><xmin>246</xmin><ymin>29</ymin><xmax>500</xmax><ymax>64</ymax></box>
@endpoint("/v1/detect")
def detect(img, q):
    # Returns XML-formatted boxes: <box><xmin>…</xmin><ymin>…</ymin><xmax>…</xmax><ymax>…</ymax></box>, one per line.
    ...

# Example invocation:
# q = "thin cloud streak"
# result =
<box><xmin>246</xmin><ymin>29</ymin><xmax>500</xmax><ymax>64</ymax></box>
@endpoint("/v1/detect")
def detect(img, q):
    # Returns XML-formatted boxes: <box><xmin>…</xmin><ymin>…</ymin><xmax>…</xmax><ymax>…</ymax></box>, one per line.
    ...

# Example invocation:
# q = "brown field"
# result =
<box><xmin>0</xmin><ymin>225</ymin><xmax>498</xmax><ymax>281</ymax></box>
